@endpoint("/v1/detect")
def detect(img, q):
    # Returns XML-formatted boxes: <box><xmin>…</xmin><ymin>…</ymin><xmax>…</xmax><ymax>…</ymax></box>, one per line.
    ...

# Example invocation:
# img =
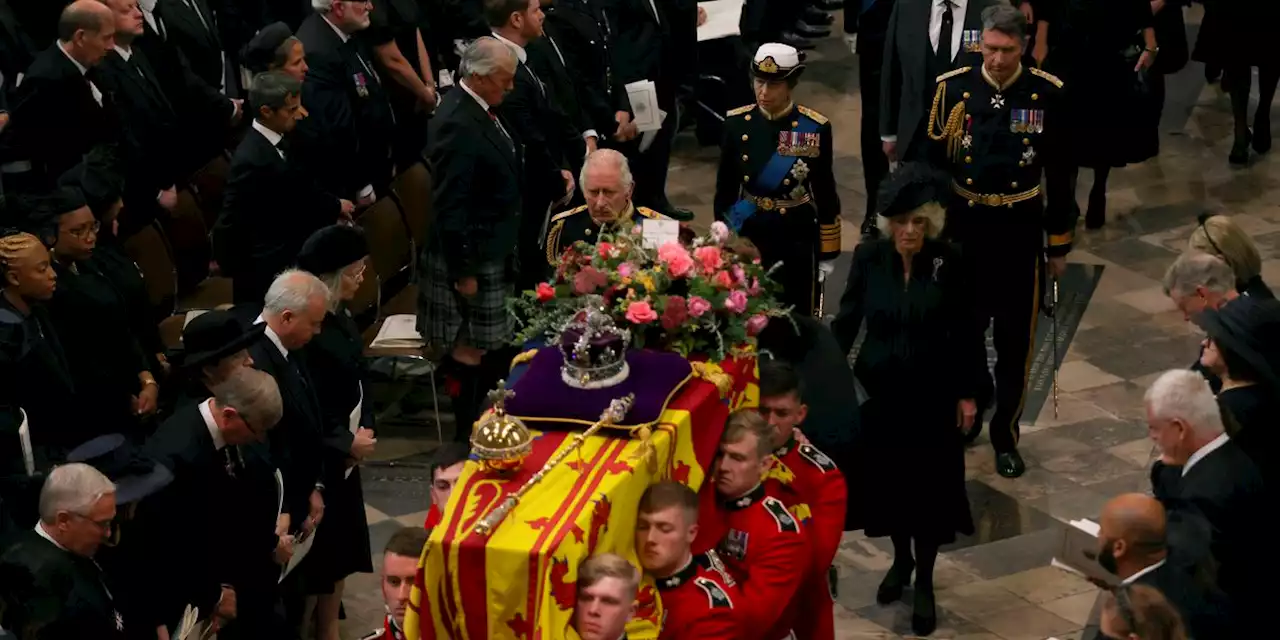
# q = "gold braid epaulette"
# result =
<box><xmin>927</xmin><ymin>81</ymin><xmax>967</xmax><ymax>163</ymax></box>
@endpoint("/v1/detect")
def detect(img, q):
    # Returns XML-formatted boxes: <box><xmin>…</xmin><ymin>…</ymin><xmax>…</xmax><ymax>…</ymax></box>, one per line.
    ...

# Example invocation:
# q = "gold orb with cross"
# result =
<box><xmin>470</xmin><ymin>382</ymin><xmax>533</xmax><ymax>473</ymax></box>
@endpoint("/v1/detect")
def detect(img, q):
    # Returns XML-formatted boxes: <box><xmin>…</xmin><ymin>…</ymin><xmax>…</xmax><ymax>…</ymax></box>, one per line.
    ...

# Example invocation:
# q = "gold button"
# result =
<box><xmin>963</xmin><ymin>91</ymin><xmax>971</xmax><ymax>99</ymax></box>
<box><xmin>1007</xmin><ymin>203</ymin><xmax>1015</xmax><ymax>209</ymax></box>
<box><xmin>964</xmin><ymin>156</ymin><xmax>972</xmax><ymax>163</ymax></box>
<box><xmin>792</xmin><ymin>121</ymin><xmax>799</xmax><ymax>128</ymax></box>
<box><xmin>743</xmin><ymin>175</ymin><xmax>750</xmax><ymax>182</ymax></box>
<box><xmin>1011</xmin><ymin>181</ymin><xmax>1019</xmax><ymax>189</ymax></box>
<box><xmin>968</xmin><ymin>200</ymin><xmax>975</xmax><ymax>207</ymax></box>
<box><xmin>742</xmin><ymin>134</ymin><xmax>749</xmax><ymax>141</ymax></box>
<box><xmin>783</xmin><ymin>178</ymin><xmax>791</xmax><ymax>186</ymax></box>
<box><xmin>1023</xmin><ymin>138</ymin><xmax>1030</xmax><ymax>145</ymax></box>
<box><xmin>584</xmin><ymin>229</ymin><xmax>593</xmax><ymax>236</ymax></box>
<box><xmin>744</xmin><ymin>115</ymin><xmax>752</xmax><ymax>121</ymax></box>
<box><xmin>779</xmin><ymin>207</ymin><xmax>788</xmax><ymax>214</ymax></box>
<box><xmin>1031</xmin><ymin>93</ymin><xmax>1039</xmax><ymax>101</ymax></box>
<box><xmin>1019</xmin><ymin>161</ymin><xmax>1026</xmax><ymax>167</ymax></box>
<box><xmin>742</xmin><ymin>154</ymin><xmax>749</xmax><ymax>161</ymax></box>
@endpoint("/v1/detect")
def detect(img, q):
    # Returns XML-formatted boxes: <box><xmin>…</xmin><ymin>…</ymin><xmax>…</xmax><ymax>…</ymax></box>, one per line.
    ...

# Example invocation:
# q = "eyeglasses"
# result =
<box><xmin>70</xmin><ymin>511</ymin><xmax>114</xmax><ymax>531</ymax></box>
<box><xmin>67</xmin><ymin>220</ymin><xmax>100</xmax><ymax>240</ymax></box>
<box><xmin>344</xmin><ymin>261</ymin><xmax>367</xmax><ymax>281</ymax></box>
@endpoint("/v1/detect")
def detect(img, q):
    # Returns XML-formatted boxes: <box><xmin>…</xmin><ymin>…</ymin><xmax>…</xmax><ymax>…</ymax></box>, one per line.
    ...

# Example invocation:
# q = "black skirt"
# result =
<box><xmin>304</xmin><ymin>466</ymin><xmax>373</xmax><ymax>589</ymax></box>
<box><xmin>849</xmin><ymin>396</ymin><xmax>974</xmax><ymax>545</ymax></box>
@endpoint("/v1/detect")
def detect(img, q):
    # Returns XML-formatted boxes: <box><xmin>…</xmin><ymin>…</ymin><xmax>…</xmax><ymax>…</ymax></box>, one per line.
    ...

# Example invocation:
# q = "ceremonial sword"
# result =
<box><xmin>1052</xmin><ymin>277</ymin><xmax>1060</xmax><ymax>419</ymax></box>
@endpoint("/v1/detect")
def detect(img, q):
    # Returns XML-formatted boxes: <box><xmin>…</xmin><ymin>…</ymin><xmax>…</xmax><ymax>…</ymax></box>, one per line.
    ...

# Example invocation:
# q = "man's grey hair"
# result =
<box><xmin>249</xmin><ymin>71</ymin><xmax>302</xmax><ymax>116</ymax></box>
<box><xmin>264</xmin><ymin>269</ymin><xmax>330</xmax><ymax>317</ymax></box>
<box><xmin>1161</xmin><ymin>252</ymin><xmax>1236</xmax><ymax>298</ymax></box>
<box><xmin>58</xmin><ymin>0</ymin><xmax>111</xmax><ymax>42</ymax></box>
<box><xmin>580</xmin><ymin>149</ymin><xmax>634</xmax><ymax>195</ymax></box>
<box><xmin>212</xmin><ymin>367</ymin><xmax>284</xmax><ymax>432</ymax></box>
<box><xmin>1144</xmin><ymin>369</ymin><xmax>1224</xmax><ymax>438</ymax></box>
<box><xmin>38</xmin><ymin>463</ymin><xmax>116</xmax><ymax>523</ymax></box>
<box><xmin>311</xmin><ymin>0</ymin><xmax>336</xmax><ymax>12</ymax></box>
<box><xmin>460</xmin><ymin>37</ymin><xmax>517</xmax><ymax>78</ymax></box>
<box><xmin>981</xmin><ymin>3</ymin><xmax>1028</xmax><ymax>42</ymax></box>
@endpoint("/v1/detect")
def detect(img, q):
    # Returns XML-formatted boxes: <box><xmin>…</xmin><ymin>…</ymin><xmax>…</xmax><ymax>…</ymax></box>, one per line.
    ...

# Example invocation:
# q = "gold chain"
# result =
<box><xmin>926</xmin><ymin>81</ymin><xmax>967</xmax><ymax>162</ymax></box>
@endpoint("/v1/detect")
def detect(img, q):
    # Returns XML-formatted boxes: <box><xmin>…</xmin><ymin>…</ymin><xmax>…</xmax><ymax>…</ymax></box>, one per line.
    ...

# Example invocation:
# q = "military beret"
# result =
<box><xmin>876</xmin><ymin>162</ymin><xmax>950</xmax><ymax>219</ymax></box>
<box><xmin>242</xmin><ymin>22</ymin><xmax>294</xmax><ymax>75</ymax></box>
<box><xmin>297</xmin><ymin>224</ymin><xmax>369</xmax><ymax>276</ymax></box>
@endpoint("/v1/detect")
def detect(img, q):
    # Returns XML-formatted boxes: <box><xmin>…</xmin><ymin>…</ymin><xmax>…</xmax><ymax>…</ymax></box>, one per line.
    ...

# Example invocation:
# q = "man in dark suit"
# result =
<box><xmin>879</xmin><ymin>0</ymin><xmax>995</xmax><ymax>165</ymax></box>
<box><xmin>419</xmin><ymin>37</ymin><xmax>523</xmax><ymax>441</ymax></box>
<box><xmin>1081</xmin><ymin>493</ymin><xmax>1235</xmax><ymax>640</ymax></box>
<box><xmin>0</xmin><ymin>0</ymin><xmax>38</xmax><ymax>95</ymax></box>
<box><xmin>844</xmin><ymin>0</ymin><xmax>894</xmax><ymax>237</ymax></box>
<box><xmin>157</xmin><ymin>0</ymin><xmax>231</xmax><ymax>93</ymax></box>
<box><xmin>215</xmin><ymin>71</ymin><xmax>352</xmax><ymax>304</ymax></box>
<box><xmin>133</xmin><ymin>367</ymin><xmax>284</xmax><ymax>636</ymax></box>
<box><xmin>0</xmin><ymin>463</ymin><xmax>126</xmax><ymax>638</ymax></box>
<box><xmin>541</xmin><ymin>0</ymin><xmax>637</xmax><ymax>152</ymax></box>
<box><xmin>293</xmin><ymin>0</ymin><xmax>396</xmax><ymax>204</ymax></box>
<box><xmin>527</xmin><ymin>1</ymin><xmax>594</xmax><ymax>172</ymax></box>
<box><xmin>1145</xmin><ymin>369</ymin><xmax>1268</xmax><ymax>635</ymax></box>
<box><xmin>487</xmin><ymin>0</ymin><xmax>576</xmax><ymax>291</ymax></box>
<box><xmin>0</xmin><ymin>1</ymin><xmax>121</xmax><ymax>195</ymax></box>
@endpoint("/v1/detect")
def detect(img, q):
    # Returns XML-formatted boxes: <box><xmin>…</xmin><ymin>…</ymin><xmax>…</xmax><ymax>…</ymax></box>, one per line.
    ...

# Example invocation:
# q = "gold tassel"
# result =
<box><xmin>927</xmin><ymin>82</ymin><xmax>966</xmax><ymax>163</ymax></box>
<box><xmin>628</xmin><ymin>424</ymin><xmax>658</xmax><ymax>472</ymax></box>
<box><xmin>690</xmin><ymin>362</ymin><xmax>733</xmax><ymax>399</ymax></box>
<box><xmin>508</xmin><ymin>348</ymin><xmax>539</xmax><ymax>372</ymax></box>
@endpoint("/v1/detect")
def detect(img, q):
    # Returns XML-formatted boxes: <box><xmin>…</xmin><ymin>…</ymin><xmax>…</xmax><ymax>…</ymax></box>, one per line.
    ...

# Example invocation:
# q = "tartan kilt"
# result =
<box><xmin>417</xmin><ymin>252</ymin><xmax>513</xmax><ymax>351</ymax></box>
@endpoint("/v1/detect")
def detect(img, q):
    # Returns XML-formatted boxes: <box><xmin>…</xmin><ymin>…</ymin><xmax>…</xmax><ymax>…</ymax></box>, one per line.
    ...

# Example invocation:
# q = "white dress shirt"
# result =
<box><xmin>252</xmin><ymin>119</ymin><xmax>286</xmax><ymax>159</ymax></box>
<box><xmin>58</xmin><ymin>43</ymin><xmax>102</xmax><ymax>106</ymax></box>
<box><xmin>930</xmin><ymin>0</ymin><xmax>968</xmax><ymax>63</ymax></box>
<box><xmin>254</xmin><ymin>314</ymin><xmax>290</xmax><ymax>359</ymax></box>
<box><xmin>1121</xmin><ymin>558</ymin><xmax>1167</xmax><ymax>585</ymax></box>
<box><xmin>1181</xmin><ymin>432</ymin><xmax>1229</xmax><ymax>477</ymax></box>
<box><xmin>199</xmin><ymin>398</ymin><xmax>228</xmax><ymax>450</ymax></box>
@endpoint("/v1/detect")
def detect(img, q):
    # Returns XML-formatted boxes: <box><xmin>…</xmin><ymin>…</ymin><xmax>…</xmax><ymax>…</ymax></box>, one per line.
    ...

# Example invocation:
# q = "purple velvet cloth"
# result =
<box><xmin>504</xmin><ymin>348</ymin><xmax>693</xmax><ymax>430</ymax></box>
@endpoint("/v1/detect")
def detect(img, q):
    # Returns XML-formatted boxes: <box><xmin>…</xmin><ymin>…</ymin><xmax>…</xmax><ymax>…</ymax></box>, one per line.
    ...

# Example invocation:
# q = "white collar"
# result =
<box><xmin>58</xmin><ymin>42</ymin><xmax>89</xmax><ymax>76</ymax></box>
<box><xmin>254</xmin><ymin>314</ymin><xmax>289</xmax><ymax>359</ymax></box>
<box><xmin>112</xmin><ymin>44</ymin><xmax>133</xmax><ymax>62</ymax></box>
<box><xmin>252</xmin><ymin>119</ymin><xmax>284</xmax><ymax>147</ymax></box>
<box><xmin>1182</xmin><ymin>433</ymin><xmax>1229</xmax><ymax>477</ymax></box>
<box><xmin>459</xmin><ymin>79</ymin><xmax>491</xmax><ymax>112</ymax></box>
<box><xmin>35</xmin><ymin>522</ymin><xmax>69</xmax><ymax>551</ymax></box>
<box><xmin>138</xmin><ymin>0</ymin><xmax>157</xmax><ymax>12</ymax></box>
<box><xmin>322</xmin><ymin>14</ymin><xmax>351</xmax><ymax>43</ymax></box>
<box><xmin>1121</xmin><ymin>558</ymin><xmax>1167</xmax><ymax>585</ymax></box>
<box><xmin>491</xmin><ymin>32</ymin><xmax>528</xmax><ymax>63</ymax></box>
<box><xmin>937</xmin><ymin>0</ymin><xmax>967</xmax><ymax>8</ymax></box>
<box><xmin>199</xmin><ymin>398</ymin><xmax>227</xmax><ymax>451</ymax></box>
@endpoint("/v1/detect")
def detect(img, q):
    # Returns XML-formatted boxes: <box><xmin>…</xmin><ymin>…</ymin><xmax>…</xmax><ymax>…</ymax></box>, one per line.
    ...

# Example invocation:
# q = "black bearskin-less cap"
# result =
<box><xmin>242</xmin><ymin>22</ymin><xmax>294</xmax><ymax>74</ymax></box>
<box><xmin>875</xmin><ymin>162</ymin><xmax>950</xmax><ymax>218</ymax></box>
<box><xmin>297</xmin><ymin>224</ymin><xmax>369</xmax><ymax>276</ymax></box>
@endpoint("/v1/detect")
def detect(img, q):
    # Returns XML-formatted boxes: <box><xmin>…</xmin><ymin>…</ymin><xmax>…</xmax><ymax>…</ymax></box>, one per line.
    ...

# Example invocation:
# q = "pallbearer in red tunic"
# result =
<box><xmin>362</xmin><ymin>527</ymin><xmax>429</xmax><ymax>640</ymax></box>
<box><xmin>759</xmin><ymin>360</ymin><xmax>847</xmax><ymax>639</ymax></box>
<box><xmin>712</xmin><ymin>411</ymin><xmax>808</xmax><ymax>640</ymax></box>
<box><xmin>422</xmin><ymin>443</ymin><xmax>468</xmax><ymax>529</ymax></box>
<box><xmin>636</xmin><ymin>482</ymin><xmax>739</xmax><ymax>640</ymax></box>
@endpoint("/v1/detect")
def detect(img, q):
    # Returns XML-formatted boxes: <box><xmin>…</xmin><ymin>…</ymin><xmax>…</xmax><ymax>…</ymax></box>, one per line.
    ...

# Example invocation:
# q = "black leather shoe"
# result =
<box><xmin>780</xmin><ymin>31</ymin><xmax>817</xmax><ymax>50</ymax></box>
<box><xmin>793</xmin><ymin>21</ymin><xmax>831</xmax><ymax>38</ymax></box>
<box><xmin>1253</xmin><ymin>117</ymin><xmax>1271</xmax><ymax>154</ymax></box>
<box><xmin>814</xmin><ymin>0</ymin><xmax>843</xmax><ymax>10</ymax></box>
<box><xmin>662</xmin><ymin>206</ymin><xmax>695</xmax><ymax>222</ymax></box>
<box><xmin>875</xmin><ymin>562</ymin><xmax>914</xmax><ymax>605</ymax></box>
<box><xmin>912</xmin><ymin>585</ymin><xmax>938</xmax><ymax>636</ymax></box>
<box><xmin>1230</xmin><ymin>130</ymin><xmax>1251</xmax><ymax>166</ymax></box>
<box><xmin>996</xmin><ymin>450</ymin><xmax>1026</xmax><ymax>478</ymax></box>
<box><xmin>1085</xmin><ymin>189</ymin><xmax>1106</xmax><ymax>229</ymax></box>
<box><xmin>804</xmin><ymin>6</ymin><xmax>835</xmax><ymax>25</ymax></box>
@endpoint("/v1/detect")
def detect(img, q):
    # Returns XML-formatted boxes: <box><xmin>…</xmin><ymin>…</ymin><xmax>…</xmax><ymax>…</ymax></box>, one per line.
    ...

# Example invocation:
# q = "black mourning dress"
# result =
<box><xmin>0</xmin><ymin>293</ymin><xmax>79</xmax><ymax>470</ymax></box>
<box><xmin>301</xmin><ymin>309</ymin><xmax>373</xmax><ymax>584</ymax></box>
<box><xmin>831</xmin><ymin>239</ymin><xmax>985</xmax><ymax>544</ymax></box>
<box><xmin>88</xmin><ymin>238</ymin><xmax>163</xmax><ymax>374</ymax></box>
<box><xmin>1218</xmin><ymin>384</ymin><xmax>1277</xmax><ymax>491</ymax></box>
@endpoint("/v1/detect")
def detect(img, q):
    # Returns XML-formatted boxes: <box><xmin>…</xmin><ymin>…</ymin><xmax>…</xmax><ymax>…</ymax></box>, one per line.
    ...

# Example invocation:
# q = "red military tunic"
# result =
<box><xmin>423</xmin><ymin>504</ymin><xmax>441</xmax><ymax>529</ymax></box>
<box><xmin>656</xmin><ymin>550</ymin><xmax>739</xmax><ymax>640</ymax></box>
<box><xmin>716</xmin><ymin>484</ymin><xmax>807</xmax><ymax>640</ymax></box>
<box><xmin>358</xmin><ymin>614</ymin><xmax>406</xmax><ymax>640</ymax></box>
<box><xmin>766</xmin><ymin>437</ymin><xmax>847</xmax><ymax>640</ymax></box>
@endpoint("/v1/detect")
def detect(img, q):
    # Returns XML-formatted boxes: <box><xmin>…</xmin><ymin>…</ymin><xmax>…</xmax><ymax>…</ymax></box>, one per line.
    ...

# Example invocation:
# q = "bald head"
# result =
<box><xmin>59</xmin><ymin>1</ymin><xmax>116</xmax><ymax>66</ymax></box>
<box><xmin>1097</xmin><ymin>493</ymin><xmax>1167</xmax><ymax>578</ymax></box>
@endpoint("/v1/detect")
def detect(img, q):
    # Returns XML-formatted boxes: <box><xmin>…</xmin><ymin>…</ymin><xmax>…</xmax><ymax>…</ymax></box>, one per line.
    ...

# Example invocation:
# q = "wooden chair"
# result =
<box><xmin>389</xmin><ymin>162</ymin><xmax>433</xmax><ymax>276</ymax></box>
<box><xmin>187</xmin><ymin>153</ymin><xmax>232</xmax><ymax>229</ymax></box>
<box><xmin>121</xmin><ymin>221</ymin><xmax>187</xmax><ymax>350</ymax></box>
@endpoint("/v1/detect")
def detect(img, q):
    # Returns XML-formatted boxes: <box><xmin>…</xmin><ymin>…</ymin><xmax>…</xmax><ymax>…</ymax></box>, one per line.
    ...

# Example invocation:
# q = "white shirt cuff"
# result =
<box><xmin>358</xmin><ymin>185</ymin><xmax>375</xmax><ymax>200</ymax></box>
<box><xmin>881</xmin><ymin>135</ymin><xmax>898</xmax><ymax>143</ymax></box>
<box><xmin>583</xmin><ymin>129</ymin><xmax>599</xmax><ymax>141</ymax></box>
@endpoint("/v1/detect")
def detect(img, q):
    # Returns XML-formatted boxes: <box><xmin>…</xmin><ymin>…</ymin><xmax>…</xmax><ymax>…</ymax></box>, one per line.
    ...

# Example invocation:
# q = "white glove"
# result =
<box><xmin>818</xmin><ymin>260</ymin><xmax>836</xmax><ymax>281</ymax></box>
<box><xmin>843</xmin><ymin>34</ymin><xmax>858</xmax><ymax>55</ymax></box>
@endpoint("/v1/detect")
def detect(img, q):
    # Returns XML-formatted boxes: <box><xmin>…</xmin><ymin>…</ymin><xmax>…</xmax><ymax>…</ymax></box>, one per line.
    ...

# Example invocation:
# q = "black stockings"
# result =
<box><xmin>1226</xmin><ymin>65</ymin><xmax>1280</xmax><ymax>136</ymax></box>
<box><xmin>889</xmin><ymin>534</ymin><xmax>940</xmax><ymax>588</ymax></box>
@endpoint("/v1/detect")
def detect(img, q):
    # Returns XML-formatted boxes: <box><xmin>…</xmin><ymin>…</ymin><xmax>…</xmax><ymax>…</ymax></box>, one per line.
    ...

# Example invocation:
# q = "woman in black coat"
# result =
<box><xmin>1193</xmin><ymin>0</ymin><xmax>1280</xmax><ymax>164</ymax></box>
<box><xmin>296</xmin><ymin>225</ymin><xmax>376</xmax><ymax>640</ymax></box>
<box><xmin>830</xmin><ymin>164</ymin><xmax>987</xmax><ymax>637</ymax></box>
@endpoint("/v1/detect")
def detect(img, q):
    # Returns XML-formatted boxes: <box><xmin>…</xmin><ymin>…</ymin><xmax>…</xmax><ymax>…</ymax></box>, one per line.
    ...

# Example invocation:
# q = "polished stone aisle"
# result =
<box><xmin>337</xmin><ymin>7</ymin><xmax>1280</xmax><ymax>638</ymax></box>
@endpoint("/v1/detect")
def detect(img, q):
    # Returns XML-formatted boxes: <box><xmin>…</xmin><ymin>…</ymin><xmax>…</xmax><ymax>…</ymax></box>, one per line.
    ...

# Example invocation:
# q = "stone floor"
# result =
<box><xmin>335</xmin><ymin>7</ymin><xmax>1280</xmax><ymax>638</ymax></box>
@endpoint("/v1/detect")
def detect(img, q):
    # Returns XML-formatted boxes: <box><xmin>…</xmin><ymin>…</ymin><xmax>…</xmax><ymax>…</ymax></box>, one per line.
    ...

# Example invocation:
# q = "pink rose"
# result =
<box><xmin>713</xmin><ymin>270</ymin><xmax>734</xmax><ymax>289</ymax></box>
<box><xmin>709</xmin><ymin>221</ymin><xmax>730</xmax><ymax>244</ymax></box>
<box><xmin>657</xmin><ymin>241</ymin><xmax>695</xmax><ymax>278</ymax></box>
<box><xmin>724</xmin><ymin>290</ymin><xmax>748</xmax><ymax>314</ymax></box>
<box><xmin>688</xmin><ymin>296</ymin><xmax>712</xmax><ymax>318</ymax></box>
<box><xmin>617</xmin><ymin>262</ymin><xmax>635</xmax><ymax>278</ymax></box>
<box><xmin>625</xmin><ymin>300</ymin><xmax>659</xmax><ymax>324</ymax></box>
<box><xmin>693</xmin><ymin>246</ymin><xmax>723</xmax><ymax>273</ymax></box>
<box><xmin>573</xmin><ymin>266</ymin><xmax>608</xmax><ymax>295</ymax></box>
<box><xmin>731</xmin><ymin>265</ymin><xmax>746</xmax><ymax>285</ymax></box>
<box><xmin>749</xmin><ymin>278</ymin><xmax>762</xmax><ymax>295</ymax></box>
<box><xmin>746</xmin><ymin>314</ymin><xmax>769</xmax><ymax>336</ymax></box>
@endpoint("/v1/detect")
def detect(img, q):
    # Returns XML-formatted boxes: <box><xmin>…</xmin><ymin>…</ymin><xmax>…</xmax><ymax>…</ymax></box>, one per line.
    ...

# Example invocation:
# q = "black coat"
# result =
<box><xmin>300</xmin><ymin>310</ymin><xmax>372</xmax><ymax>582</ymax></box>
<box><xmin>156</xmin><ymin>0</ymin><xmax>227</xmax><ymax>92</ymax></box>
<box><xmin>0</xmin><ymin>297</ymin><xmax>77</xmax><ymax>472</ymax></box>
<box><xmin>606</xmin><ymin>0</ymin><xmax>676</xmax><ymax>106</ymax></box>
<box><xmin>1151</xmin><ymin>440</ymin><xmax>1268</xmax><ymax>633</ymax></box>
<box><xmin>0</xmin><ymin>531</ymin><xmax>127</xmax><ymax>640</ymax></box>
<box><xmin>1</xmin><ymin>44</ymin><xmax>121</xmax><ymax>193</ymax></box>
<box><xmin>89</xmin><ymin>241</ymin><xmax>164</xmax><ymax>375</ymax></box>
<box><xmin>525</xmin><ymin>36</ymin><xmax>589</xmax><ymax>162</ymax></box>
<box><xmin>95</xmin><ymin>48</ymin><xmax>184</xmax><ymax>212</ymax></box>
<box><xmin>216</xmin><ymin>126</ymin><xmax>343</xmax><ymax>304</ymax></box>
<box><xmin>294</xmin><ymin>12</ymin><xmax>397</xmax><ymax>200</ymax></box>
<box><xmin>0</xmin><ymin>0</ymin><xmax>38</xmax><ymax>97</ymax></box>
<box><xmin>543</xmin><ymin>1</ymin><xmax>631</xmax><ymax>136</ymax></box>
<box><xmin>425</xmin><ymin>85</ymin><xmax>524</xmax><ymax>280</ymax></box>
<box><xmin>496</xmin><ymin>49</ymin><xmax>572</xmax><ymax>208</ymax></box>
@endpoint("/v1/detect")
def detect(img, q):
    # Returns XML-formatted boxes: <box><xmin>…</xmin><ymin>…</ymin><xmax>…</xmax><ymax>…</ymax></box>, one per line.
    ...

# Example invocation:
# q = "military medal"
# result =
<box><xmin>1029</xmin><ymin>109</ymin><xmax>1044</xmax><ymax>134</ymax></box>
<box><xmin>354</xmin><ymin>73</ymin><xmax>369</xmax><ymax>98</ymax></box>
<box><xmin>991</xmin><ymin>94</ymin><xmax>1005</xmax><ymax>109</ymax></box>
<box><xmin>962</xmin><ymin>30</ymin><xmax>982</xmax><ymax>53</ymax></box>
<box><xmin>932</xmin><ymin>257</ymin><xmax>944</xmax><ymax>282</ymax></box>
<box><xmin>1022</xmin><ymin>146</ymin><xmax>1036</xmax><ymax>164</ymax></box>
<box><xmin>961</xmin><ymin>115</ymin><xmax>973</xmax><ymax>149</ymax></box>
<box><xmin>791</xmin><ymin>159</ymin><xmax>810</xmax><ymax>181</ymax></box>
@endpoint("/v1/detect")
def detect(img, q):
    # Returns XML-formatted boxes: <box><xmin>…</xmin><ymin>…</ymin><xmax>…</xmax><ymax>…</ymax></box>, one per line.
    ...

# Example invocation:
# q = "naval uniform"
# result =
<box><xmin>712</xmin><ymin>484</ymin><xmax>807</xmax><ymax>640</ymax></box>
<box><xmin>714</xmin><ymin>103</ymin><xmax>841</xmax><ymax>316</ymax></box>
<box><xmin>543</xmin><ymin>204</ymin><xmax>666</xmax><ymax>266</ymax></box>
<box><xmin>655</xmin><ymin>551</ymin><xmax>739</xmax><ymax>640</ymax></box>
<box><xmin>926</xmin><ymin>63</ymin><xmax>1072</xmax><ymax>455</ymax></box>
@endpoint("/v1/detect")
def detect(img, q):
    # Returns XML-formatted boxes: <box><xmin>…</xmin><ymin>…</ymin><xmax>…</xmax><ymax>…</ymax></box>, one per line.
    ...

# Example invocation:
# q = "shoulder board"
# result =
<box><xmin>549</xmin><ymin>204</ymin><xmax>588</xmax><ymax>223</ymax></box>
<box><xmin>634</xmin><ymin>206</ymin><xmax>662</xmax><ymax>219</ymax></box>
<box><xmin>694</xmin><ymin>577</ymin><xmax>734</xmax><ymax>609</ymax></box>
<box><xmin>935</xmin><ymin>66</ymin><xmax>972</xmax><ymax>83</ymax></box>
<box><xmin>796</xmin><ymin>105</ymin><xmax>828</xmax><ymax>125</ymax></box>
<box><xmin>761</xmin><ymin>496</ymin><xmax>800</xmax><ymax>533</ymax></box>
<box><xmin>357</xmin><ymin>629</ymin><xmax>386</xmax><ymax>640</ymax></box>
<box><xmin>1028</xmin><ymin>67</ymin><xmax>1064</xmax><ymax>88</ymax></box>
<box><xmin>700</xmin><ymin>549</ymin><xmax>737</xmax><ymax>587</ymax></box>
<box><xmin>798</xmin><ymin>443</ymin><xmax>838</xmax><ymax>473</ymax></box>
<box><xmin>726</xmin><ymin>104</ymin><xmax>755</xmax><ymax>117</ymax></box>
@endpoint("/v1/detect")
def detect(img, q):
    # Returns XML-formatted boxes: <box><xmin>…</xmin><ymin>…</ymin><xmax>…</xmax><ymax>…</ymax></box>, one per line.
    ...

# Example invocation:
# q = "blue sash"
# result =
<box><xmin>727</xmin><ymin>114</ymin><xmax>821</xmax><ymax>232</ymax></box>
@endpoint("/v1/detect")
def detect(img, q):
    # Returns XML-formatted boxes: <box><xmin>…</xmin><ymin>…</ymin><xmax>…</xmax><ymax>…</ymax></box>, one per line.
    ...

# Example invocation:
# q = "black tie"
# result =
<box><xmin>937</xmin><ymin>1</ymin><xmax>954</xmax><ymax>68</ymax></box>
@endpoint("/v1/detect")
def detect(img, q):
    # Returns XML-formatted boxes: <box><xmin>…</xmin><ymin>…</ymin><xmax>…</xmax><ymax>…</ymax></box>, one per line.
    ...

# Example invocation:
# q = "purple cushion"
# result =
<box><xmin>504</xmin><ymin>348</ymin><xmax>693</xmax><ymax>430</ymax></box>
